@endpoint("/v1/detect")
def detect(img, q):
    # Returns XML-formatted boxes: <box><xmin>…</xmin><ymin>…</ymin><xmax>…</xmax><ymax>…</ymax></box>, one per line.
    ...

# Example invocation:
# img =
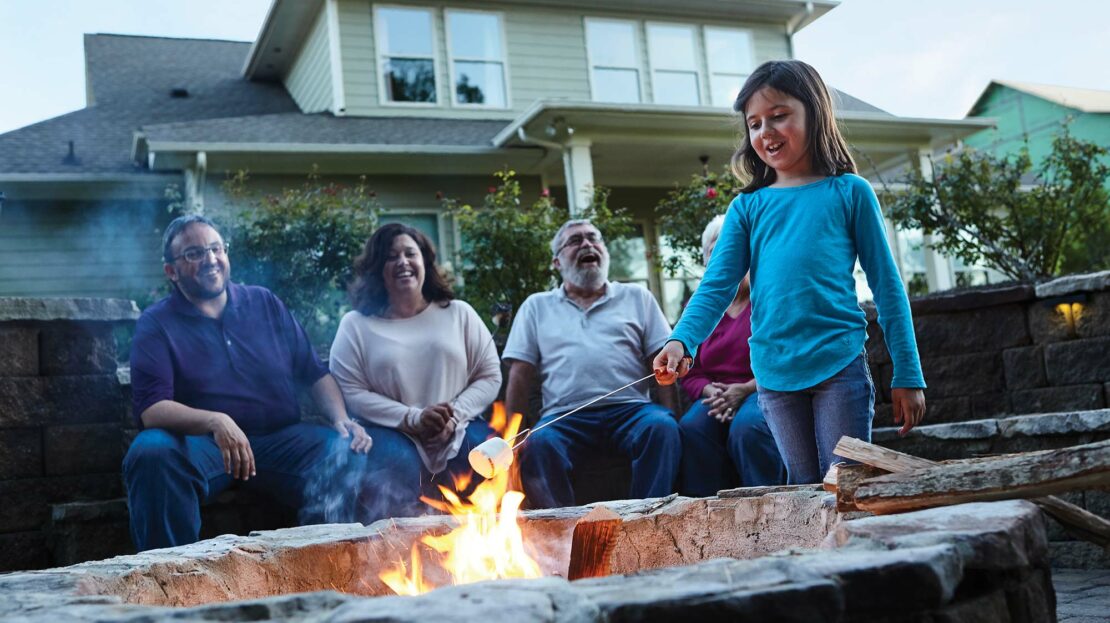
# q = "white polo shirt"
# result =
<box><xmin>502</xmin><ymin>281</ymin><xmax>671</xmax><ymax>419</ymax></box>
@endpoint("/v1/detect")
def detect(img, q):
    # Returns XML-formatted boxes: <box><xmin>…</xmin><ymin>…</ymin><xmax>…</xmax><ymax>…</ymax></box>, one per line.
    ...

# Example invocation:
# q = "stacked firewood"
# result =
<box><xmin>826</xmin><ymin>437</ymin><xmax>1110</xmax><ymax>548</ymax></box>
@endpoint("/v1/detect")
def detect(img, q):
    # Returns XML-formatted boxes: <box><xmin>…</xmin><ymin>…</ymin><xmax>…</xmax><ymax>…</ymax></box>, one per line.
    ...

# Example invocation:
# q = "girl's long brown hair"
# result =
<box><xmin>730</xmin><ymin>60</ymin><xmax>856</xmax><ymax>193</ymax></box>
<box><xmin>349</xmin><ymin>223</ymin><xmax>454</xmax><ymax>316</ymax></box>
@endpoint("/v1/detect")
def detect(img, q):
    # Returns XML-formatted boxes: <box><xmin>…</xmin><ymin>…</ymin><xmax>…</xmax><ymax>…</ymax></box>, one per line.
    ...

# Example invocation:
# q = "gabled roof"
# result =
<box><xmin>0</xmin><ymin>34</ymin><xmax>297</xmax><ymax>176</ymax></box>
<box><xmin>969</xmin><ymin>80</ymin><xmax>1110</xmax><ymax>116</ymax></box>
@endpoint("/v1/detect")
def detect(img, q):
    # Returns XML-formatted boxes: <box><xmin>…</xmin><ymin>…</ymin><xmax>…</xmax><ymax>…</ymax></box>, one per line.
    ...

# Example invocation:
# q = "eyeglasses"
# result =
<box><xmin>172</xmin><ymin>242</ymin><xmax>228</xmax><ymax>264</ymax></box>
<box><xmin>558</xmin><ymin>232</ymin><xmax>603</xmax><ymax>253</ymax></box>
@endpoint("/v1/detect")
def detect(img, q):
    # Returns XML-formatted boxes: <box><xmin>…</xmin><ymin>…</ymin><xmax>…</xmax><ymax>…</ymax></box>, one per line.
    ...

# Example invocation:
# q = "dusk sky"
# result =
<box><xmin>1</xmin><ymin>0</ymin><xmax>1107</xmax><ymax>134</ymax></box>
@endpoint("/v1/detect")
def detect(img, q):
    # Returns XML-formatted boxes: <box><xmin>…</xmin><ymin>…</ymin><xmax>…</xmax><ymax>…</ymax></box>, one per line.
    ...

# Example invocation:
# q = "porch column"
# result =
<box><xmin>183</xmin><ymin>151</ymin><xmax>207</xmax><ymax>214</ymax></box>
<box><xmin>914</xmin><ymin>147</ymin><xmax>954</xmax><ymax>292</ymax></box>
<box><xmin>562</xmin><ymin>137</ymin><xmax>594</xmax><ymax>217</ymax></box>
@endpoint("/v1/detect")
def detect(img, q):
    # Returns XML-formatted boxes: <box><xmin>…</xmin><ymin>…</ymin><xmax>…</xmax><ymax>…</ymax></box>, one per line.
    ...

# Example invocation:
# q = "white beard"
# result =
<box><xmin>561</xmin><ymin>256</ymin><xmax>609</xmax><ymax>290</ymax></box>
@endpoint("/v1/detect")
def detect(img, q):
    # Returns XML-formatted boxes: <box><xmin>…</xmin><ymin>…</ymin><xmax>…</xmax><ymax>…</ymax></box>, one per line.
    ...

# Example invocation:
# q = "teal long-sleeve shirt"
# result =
<box><xmin>670</xmin><ymin>174</ymin><xmax>926</xmax><ymax>391</ymax></box>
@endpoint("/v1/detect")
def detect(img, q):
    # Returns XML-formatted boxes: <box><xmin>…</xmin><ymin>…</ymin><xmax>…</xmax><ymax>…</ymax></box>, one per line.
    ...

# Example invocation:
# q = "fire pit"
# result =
<box><xmin>0</xmin><ymin>491</ymin><xmax>1055</xmax><ymax>622</ymax></box>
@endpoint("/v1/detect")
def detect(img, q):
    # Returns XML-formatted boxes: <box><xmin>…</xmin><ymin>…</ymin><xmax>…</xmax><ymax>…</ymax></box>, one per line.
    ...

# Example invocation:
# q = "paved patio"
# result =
<box><xmin>1054</xmin><ymin>568</ymin><xmax>1110</xmax><ymax>622</ymax></box>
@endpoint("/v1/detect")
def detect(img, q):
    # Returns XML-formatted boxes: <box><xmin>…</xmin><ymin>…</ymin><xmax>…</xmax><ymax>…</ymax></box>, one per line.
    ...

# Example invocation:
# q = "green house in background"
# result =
<box><xmin>965</xmin><ymin>79</ymin><xmax>1110</xmax><ymax>170</ymax></box>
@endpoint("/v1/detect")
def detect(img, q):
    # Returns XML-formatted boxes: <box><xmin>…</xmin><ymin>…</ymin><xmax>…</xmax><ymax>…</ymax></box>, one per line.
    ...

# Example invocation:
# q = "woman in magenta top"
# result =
<box><xmin>678</xmin><ymin>215</ymin><xmax>786</xmax><ymax>496</ymax></box>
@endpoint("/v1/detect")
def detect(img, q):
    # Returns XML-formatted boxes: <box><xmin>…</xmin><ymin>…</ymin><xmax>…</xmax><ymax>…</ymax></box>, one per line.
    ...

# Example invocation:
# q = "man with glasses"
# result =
<box><xmin>503</xmin><ymin>219</ymin><xmax>681</xmax><ymax>508</ymax></box>
<box><xmin>123</xmin><ymin>215</ymin><xmax>373</xmax><ymax>551</ymax></box>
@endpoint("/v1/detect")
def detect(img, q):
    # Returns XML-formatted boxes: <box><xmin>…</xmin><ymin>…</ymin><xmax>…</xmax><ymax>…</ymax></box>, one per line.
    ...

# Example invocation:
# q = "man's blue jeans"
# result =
<box><xmin>356</xmin><ymin>419</ymin><xmax>496</xmax><ymax>524</ymax></box>
<box><xmin>518</xmin><ymin>401</ymin><xmax>681</xmax><ymax>509</ymax></box>
<box><xmin>678</xmin><ymin>390</ymin><xmax>786</xmax><ymax>496</ymax></box>
<box><xmin>123</xmin><ymin>422</ymin><xmax>369</xmax><ymax>551</ymax></box>
<box><xmin>757</xmin><ymin>353</ymin><xmax>875</xmax><ymax>485</ymax></box>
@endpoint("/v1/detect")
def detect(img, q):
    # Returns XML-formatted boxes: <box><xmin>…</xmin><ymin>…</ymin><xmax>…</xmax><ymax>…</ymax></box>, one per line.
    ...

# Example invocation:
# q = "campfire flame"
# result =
<box><xmin>379</xmin><ymin>403</ymin><xmax>542</xmax><ymax>595</ymax></box>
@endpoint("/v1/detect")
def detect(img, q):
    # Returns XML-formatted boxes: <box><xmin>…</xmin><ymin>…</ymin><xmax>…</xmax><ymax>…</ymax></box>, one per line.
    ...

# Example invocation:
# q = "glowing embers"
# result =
<box><xmin>380</xmin><ymin>404</ymin><xmax>542</xmax><ymax>595</ymax></box>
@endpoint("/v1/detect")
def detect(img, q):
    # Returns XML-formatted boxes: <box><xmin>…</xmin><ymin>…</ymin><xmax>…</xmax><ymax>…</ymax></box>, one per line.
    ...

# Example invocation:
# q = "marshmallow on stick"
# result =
<box><xmin>468</xmin><ymin>437</ymin><xmax>514</xmax><ymax>478</ymax></box>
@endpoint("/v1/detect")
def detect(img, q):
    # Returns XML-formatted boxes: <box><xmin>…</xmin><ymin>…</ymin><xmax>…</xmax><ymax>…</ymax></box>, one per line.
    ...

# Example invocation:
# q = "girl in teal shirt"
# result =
<box><xmin>655</xmin><ymin>60</ymin><xmax>927</xmax><ymax>484</ymax></box>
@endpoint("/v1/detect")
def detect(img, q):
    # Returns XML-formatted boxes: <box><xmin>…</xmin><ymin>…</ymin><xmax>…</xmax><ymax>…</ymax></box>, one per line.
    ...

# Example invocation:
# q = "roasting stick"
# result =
<box><xmin>469</xmin><ymin>373</ymin><xmax>657</xmax><ymax>478</ymax></box>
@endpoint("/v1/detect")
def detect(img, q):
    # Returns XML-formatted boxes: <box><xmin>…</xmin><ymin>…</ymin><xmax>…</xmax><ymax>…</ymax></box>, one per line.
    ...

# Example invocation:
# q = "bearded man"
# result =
<box><xmin>123</xmin><ymin>215</ymin><xmax>373</xmax><ymax>551</ymax></box>
<box><xmin>503</xmin><ymin>219</ymin><xmax>681</xmax><ymax>508</ymax></box>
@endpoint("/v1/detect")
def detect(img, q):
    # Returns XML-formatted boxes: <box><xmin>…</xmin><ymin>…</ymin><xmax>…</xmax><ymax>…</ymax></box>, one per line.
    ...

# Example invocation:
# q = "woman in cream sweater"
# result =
<box><xmin>329</xmin><ymin>223</ymin><xmax>501</xmax><ymax>522</ymax></box>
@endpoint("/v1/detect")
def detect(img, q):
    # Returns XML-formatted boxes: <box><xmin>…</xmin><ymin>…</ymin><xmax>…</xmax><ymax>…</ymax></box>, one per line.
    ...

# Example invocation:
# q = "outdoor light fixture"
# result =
<box><xmin>1045</xmin><ymin>293</ymin><xmax>1088</xmax><ymax>338</ymax></box>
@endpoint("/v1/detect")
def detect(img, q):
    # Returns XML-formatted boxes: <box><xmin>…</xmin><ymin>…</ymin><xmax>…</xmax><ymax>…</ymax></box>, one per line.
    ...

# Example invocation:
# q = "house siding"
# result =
<box><xmin>966</xmin><ymin>85</ymin><xmax>1096</xmax><ymax>165</ymax></box>
<box><xmin>335</xmin><ymin>0</ymin><xmax>789</xmax><ymax>118</ymax></box>
<box><xmin>285</xmin><ymin>9</ymin><xmax>334</xmax><ymax>114</ymax></box>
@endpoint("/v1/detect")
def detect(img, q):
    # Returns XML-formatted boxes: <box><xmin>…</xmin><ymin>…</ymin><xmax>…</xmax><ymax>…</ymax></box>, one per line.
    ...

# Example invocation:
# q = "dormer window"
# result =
<box><xmin>446</xmin><ymin>10</ymin><xmax>508</xmax><ymax>108</ymax></box>
<box><xmin>375</xmin><ymin>6</ymin><xmax>437</xmax><ymax>104</ymax></box>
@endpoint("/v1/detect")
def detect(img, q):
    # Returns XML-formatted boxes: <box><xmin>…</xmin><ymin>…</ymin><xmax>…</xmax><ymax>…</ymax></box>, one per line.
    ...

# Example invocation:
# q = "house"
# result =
<box><xmin>0</xmin><ymin>0</ymin><xmax>993</xmax><ymax>318</ymax></box>
<box><xmin>965</xmin><ymin>80</ymin><xmax>1110</xmax><ymax>169</ymax></box>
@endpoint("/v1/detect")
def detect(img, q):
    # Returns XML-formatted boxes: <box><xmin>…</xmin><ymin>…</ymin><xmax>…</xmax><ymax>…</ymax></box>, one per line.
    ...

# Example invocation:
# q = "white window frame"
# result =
<box><xmin>703</xmin><ymin>26</ymin><xmax>755</xmax><ymax>109</ymax></box>
<box><xmin>645</xmin><ymin>21</ymin><xmax>702</xmax><ymax>107</ymax></box>
<box><xmin>584</xmin><ymin>17</ymin><xmax>644</xmax><ymax>104</ymax></box>
<box><xmin>379</xmin><ymin>208</ymin><xmax>450</xmax><ymax>255</ymax></box>
<box><xmin>444</xmin><ymin>8</ymin><xmax>511</xmax><ymax>109</ymax></box>
<box><xmin>373</xmin><ymin>4</ymin><xmax>441</xmax><ymax>108</ymax></box>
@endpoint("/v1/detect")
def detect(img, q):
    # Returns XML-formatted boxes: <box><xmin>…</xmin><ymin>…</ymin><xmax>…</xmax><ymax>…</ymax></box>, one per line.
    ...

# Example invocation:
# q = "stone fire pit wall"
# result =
<box><xmin>0</xmin><ymin>493</ymin><xmax>1056</xmax><ymax>622</ymax></box>
<box><xmin>0</xmin><ymin>297</ymin><xmax>138</xmax><ymax>571</ymax></box>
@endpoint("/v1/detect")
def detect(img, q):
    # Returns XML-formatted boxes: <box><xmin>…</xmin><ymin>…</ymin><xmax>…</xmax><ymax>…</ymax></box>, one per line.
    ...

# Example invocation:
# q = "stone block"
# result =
<box><xmin>1003</xmin><ymin>567</ymin><xmax>1055</xmax><ymax>623</ymax></box>
<box><xmin>1045</xmin><ymin>337</ymin><xmax>1110</xmax><ymax>385</ymax></box>
<box><xmin>874</xmin><ymin>403</ymin><xmax>893</xmax><ymax>428</ymax></box>
<box><xmin>0</xmin><ymin>376</ymin><xmax>125</xmax><ymax>428</ymax></box>
<box><xmin>912</xmin><ymin>304</ymin><xmax>1029</xmax><ymax>356</ymax></box>
<box><xmin>43</xmin><ymin>424</ymin><xmax>123</xmax><ymax>476</ymax></box>
<box><xmin>930</xmin><ymin>589</ymin><xmax>1010</xmax><ymax>623</ymax></box>
<box><xmin>0</xmin><ymin>474</ymin><xmax>123</xmax><ymax>532</ymax></box>
<box><xmin>43</xmin><ymin>375</ymin><xmax>126</xmax><ymax>425</ymax></box>
<box><xmin>47</xmin><ymin>499</ymin><xmax>135</xmax><ymax>566</ymax></box>
<box><xmin>0</xmin><ymin>377</ymin><xmax>48</xmax><ymax>427</ymax></box>
<box><xmin>920</xmin><ymin>352</ymin><xmax>1004</xmax><ymax>399</ymax></box>
<box><xmin>1002</xmin><ymin>345</ymin><xmax>1046</xmax><ymax>390</ymax></box>
<box><xmin>871</xmin><ymin>362</ymin><xmax>892</xmax><ymax>403</ymax></box>
<box><xmin>0</xmin><ymin>531</ymin><xmax>49</xmax><ymax>572</ymax></box>
<box><xmin>911</xmin><ymin>283</ymin><xmax>1035</xmax><ymax>315</ymax></box>
<box><xmin>876</xmin><ymin>434</ymin><xmax>991</xmax><ymax>462</ymax></box>
<box><xmin>919</xmin><ymin>396</ymin><xmax>973</xmax><ymax>425</ymax></box>
<box><xmin>1028</xmin><ymin>301</ymin><xmax>1074</xmax><ymax>344</ymax></box>
<box><xmin>0</xmin><ymin>327</ymin><xmax>39</xmax><ymax>377</ymax></box>
<box><xmin>1035</xmin><ymin>270</ymin><xmax>1110</xmax><ymax>298</ymax></box>
<box><xmin>969</xmin><ymin>392</ymin><xmax>1010</xmax><ymax>419</ymax></box>
<box><xmin>0</xmin><ymin>428</ymin><xmax>43</xmax><ymax>479</ymax></box>
<box><xmin>1011</xmin><ymin>385</ymin><xmax>1104</xmax><ymax>414</ymax></box>
<box><xmin>38</xmin><ymin>323</ymin><xmax>117</xmax><ymax>376</ymax></box>
<box><xmin>1076</xmin><ymin>291</ymin><xmax>1110</xmax><ymax>338</ymax></box>
<box><xmin>1050</xmin><ymin>541</ymin><xmax>1110</xmax><ymax>570</ymax></box>
<box><xmin>865</xmin><ymin>318</ymin><xmax>890</xmax><ymax>365</ymax></box>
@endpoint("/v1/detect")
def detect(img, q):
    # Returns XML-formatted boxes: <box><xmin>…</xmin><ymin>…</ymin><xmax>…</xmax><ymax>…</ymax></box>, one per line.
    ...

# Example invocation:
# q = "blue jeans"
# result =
<box><xmin>518</xmin><ymin>401</ymin><xmax>681</xmax><ymax>509</ymax></box>
<box><xmin>678</xmin><ymin>390</ymin><xmax>786</xmax><ymax>496</ymax></box>
<box><xmin>356</xmin><ymin>419</ymin><xmax>496</xmax><ymax>524</ymax></box>
<box><xmin>757</xmin><ymin>354</ymin><xmax>875</xmax><ymax>485</ymax></box>
<box><xmin>123</xmin><ymin>422</ymin><xmax>369</xmax><ymax>551</ymax></box>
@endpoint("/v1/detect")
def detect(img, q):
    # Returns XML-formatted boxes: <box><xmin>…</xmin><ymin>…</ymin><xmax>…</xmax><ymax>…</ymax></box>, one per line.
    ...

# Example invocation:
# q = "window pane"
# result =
<box><xmin>378</xmin><ymin>7</ymin><xmax>434</xmax><ymax>57</ymax></box>
<box><xmin>662</xmin><ymin>279</ymin><xmax>700</xmax><ymax>324</ymax></box>
<box><xmin>654</xmin><ymin>71</ymin><xmax>699</xmax><ymax>106</ymax></box>
<box><xmin>455</xmin><ymin>61</ymin><xmax>506</xmax><ymax>106</ymax></box>
<box><xmin>593</xmin><ymin>68</ymin><xmax>640</xmax><ymax>103</ymax></box>
<box><xmin>609</xmin><ymin>227</ymin><xmax>649</xmax><ymax>281</ymax></box>
<box><xmin>647</xmin><ymin>24</ymin><xmax>696</xmax><ymax>70</ymax></box>
<box><xmin>379</xmin><ymin>213</ymin><xmax>440</xmax><ymax>250</ymax></box>
<box><xmin>448</xmin><ymin>11</ymin><xmax>503</xmax><ymax>59</ymax></box>
<box><xmin>710</xmin><ymin>73</ymin><xmax>743</xmax><ymax>108</ymax></box>
<box><xmin>587</xmin><ymin>20</ymin><xmax>637</xmax><ymax>67</ymax></box>
<box><xmin>384</xmin><ymin>58</ymin><xmax>437</xmax><ymax>102</ymax></box>
<box><xmin>706</xmin><ymin>28</ymin><xmax>753</xmax><ymax>75</ymax></box>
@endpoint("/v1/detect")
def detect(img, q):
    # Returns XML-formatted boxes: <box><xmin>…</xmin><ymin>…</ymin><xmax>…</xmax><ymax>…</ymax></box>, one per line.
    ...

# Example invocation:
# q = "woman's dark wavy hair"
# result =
<box><xmin>349</xmin><ymin>223</ymin><xmax>454</xmax><ymax>316</ymax></box>
<box><xmin>730</xmin><ymin>60</ymin><xmax>856</xmax><ymax>193</ymax></box>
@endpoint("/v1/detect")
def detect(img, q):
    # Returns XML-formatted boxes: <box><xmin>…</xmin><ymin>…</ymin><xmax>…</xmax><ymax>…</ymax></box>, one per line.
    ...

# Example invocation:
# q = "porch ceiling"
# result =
<box><xmin>497</xmin><ymin>101</ymin><xmax>996</xmax><ymax>187</ymax></box>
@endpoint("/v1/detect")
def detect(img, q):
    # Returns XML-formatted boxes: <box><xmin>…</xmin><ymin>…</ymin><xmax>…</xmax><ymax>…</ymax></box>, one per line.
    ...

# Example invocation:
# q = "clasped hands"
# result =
<box><xmin>409</xmin><ymin>403</ymin><xmax>460</xmax><ymax>447</ymax></box>
<box><xmin>701</xmin><ymin>382</ymin><xmax>754</xmax><ymax>422</ymax></box>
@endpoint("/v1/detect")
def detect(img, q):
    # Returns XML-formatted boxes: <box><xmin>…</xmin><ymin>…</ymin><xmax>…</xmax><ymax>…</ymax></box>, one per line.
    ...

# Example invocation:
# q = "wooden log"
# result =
<box><xmin>833</xmin><ymin>464</ymin><xmax>889</xmax><ymax>512</ymax></box>
<box><xmin>567</xmin><ymin>506</ymin><xmax>621</xmax><ymax>581</ymax></box>
<box><xmin>717</xmin><ymin>484</ymin><xmax>823</xmax><ymax>498</ymax></box>
<box><xmin>852</xmin><ymin>439</ymin><xmax>1110</xmax><ymax>515</ymax></box>
<box><xmin>834</xmin><ymin>436</ymin><xmax>1110</xmax><ymax>548</ymax></box>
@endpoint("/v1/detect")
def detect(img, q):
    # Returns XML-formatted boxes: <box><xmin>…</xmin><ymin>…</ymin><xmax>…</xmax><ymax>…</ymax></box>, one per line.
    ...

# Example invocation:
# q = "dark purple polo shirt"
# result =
<box><xmin>130</xmin><ymin>282</ymin><xmax>329</xmax><ymax>434</ymax></box>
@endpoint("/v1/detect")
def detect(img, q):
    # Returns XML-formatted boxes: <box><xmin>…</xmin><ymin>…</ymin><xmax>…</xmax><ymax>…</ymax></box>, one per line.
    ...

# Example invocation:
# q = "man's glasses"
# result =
<box><xmin>173</xmin><ymin>242</ymin><xmax>228</xmax><ymax>264</ymax></box>
<box><xmin>558</xmin><ymin>232</ymin><xmax>603</xmax><ymax>253</ymax></box>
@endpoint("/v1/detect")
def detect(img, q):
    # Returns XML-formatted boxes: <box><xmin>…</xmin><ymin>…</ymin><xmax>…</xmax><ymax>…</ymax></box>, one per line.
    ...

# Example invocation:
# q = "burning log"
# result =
<box><xmin>567</xmin><ymin>506</ymin><xmax>622</xmax><ymax>581</ymax></box>
<box><xmin>833</xmin><ymin>436</ymin><xmax>1110</xmax><ymax>547</ymax></box>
